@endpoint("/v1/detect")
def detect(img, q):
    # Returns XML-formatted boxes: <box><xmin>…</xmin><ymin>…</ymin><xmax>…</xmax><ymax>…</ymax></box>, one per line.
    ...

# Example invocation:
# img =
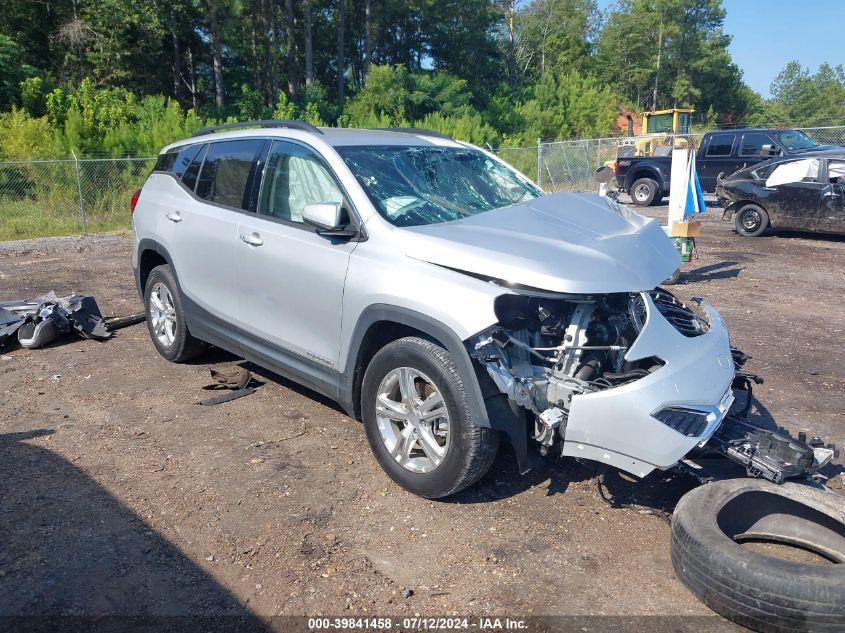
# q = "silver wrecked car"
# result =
<box><xmin>130</xmin><ymin>121</ymin><xmax>825</xmax><ymax>499</ymax></box>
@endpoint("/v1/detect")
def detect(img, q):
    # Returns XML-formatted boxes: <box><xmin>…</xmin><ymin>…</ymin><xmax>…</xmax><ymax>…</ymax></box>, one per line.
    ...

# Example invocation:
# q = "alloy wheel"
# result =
<box><xmin>374</xmin><ymin>367</ymin><xmax>450</xmax><ymax>473</ymax></box>
<box><xmin>149</xmin><ymin>282</ymin><xmax>177</xmax><ymax>347</ymax></box>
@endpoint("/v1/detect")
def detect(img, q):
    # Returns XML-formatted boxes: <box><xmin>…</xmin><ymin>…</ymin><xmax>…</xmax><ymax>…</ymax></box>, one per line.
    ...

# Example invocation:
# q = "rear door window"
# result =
<box><xmin>195</xmin><ymin>140</ymin><xmax>264</xmax><ymax>210</ymax></box>
<box><xmin>706</xmin><ymin>133</ymin><xmax>736</xmax><ymax>157</ymax></box>
<box><xmin>739</xmin><ymin>133</ymin><xmax>775</xmax><ymax>158</ymax></box>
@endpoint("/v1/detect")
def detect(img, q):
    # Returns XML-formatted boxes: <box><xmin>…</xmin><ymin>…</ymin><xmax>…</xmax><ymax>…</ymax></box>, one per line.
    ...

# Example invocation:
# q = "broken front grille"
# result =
<box><xmin>630</xmin><ymin>290</ymin><xmax>710</xmax><ymax>337</ymax></box>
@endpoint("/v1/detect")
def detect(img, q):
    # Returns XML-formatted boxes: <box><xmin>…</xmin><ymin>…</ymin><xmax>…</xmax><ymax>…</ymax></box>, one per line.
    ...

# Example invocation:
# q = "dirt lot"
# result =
<box><xmin>0</xmin><ymin>203</ymin><xmax>843</xmax><ymax>629</ymax></box>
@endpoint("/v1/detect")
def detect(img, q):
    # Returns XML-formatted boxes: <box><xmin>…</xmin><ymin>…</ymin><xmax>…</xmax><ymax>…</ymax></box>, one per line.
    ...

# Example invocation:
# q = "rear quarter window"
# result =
<box><xmin>154</xmin><ymin>144</ymin><xmax>202</xmax><ymax>177</ymax></box>
<box><xmin>154</xmin><ymin>152</ymin><xmax>177</xmax><ymax>173</ymax></box>
<box><xmin>750</xmin><ymin>163</ymin><xmax>777</xmax><ymax>180</ymax></box>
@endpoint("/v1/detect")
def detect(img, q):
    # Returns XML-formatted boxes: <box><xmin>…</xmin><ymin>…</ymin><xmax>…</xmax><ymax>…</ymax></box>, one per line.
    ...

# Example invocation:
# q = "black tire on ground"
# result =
<box><xmin>630</xmin><ymin>177</ymin><xmax>659</xmax><ymax>206</ymax></box>
<box><xmin>671</xmin><ymin>478</ymin><xmax>845</xmax><ymax>633</ymax></box>
<box><xmin>361</xmin><ymin>336</ymin><xmax>499</xmax><ymax>499</ymax></box>
<box><xmin>144</xmin><ymin>264</ymin><xmax>206</xmax><ymax>362</ymax></box>
<box><xmin>663</xmin><ymin>268</ymin><xmax>681</xmax><ymax>285</ymax></box>
<box><xmin>735</xmin><ymin>203</ymin><xmax>769</xmax><ymax>237</ymax></box>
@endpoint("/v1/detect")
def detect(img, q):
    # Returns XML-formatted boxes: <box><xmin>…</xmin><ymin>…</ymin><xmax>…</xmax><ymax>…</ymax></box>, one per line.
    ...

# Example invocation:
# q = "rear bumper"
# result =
<box><xmin>562</xmin><ymin>293</ymin><xmax>736</xmax><ymax>477</ymax></box>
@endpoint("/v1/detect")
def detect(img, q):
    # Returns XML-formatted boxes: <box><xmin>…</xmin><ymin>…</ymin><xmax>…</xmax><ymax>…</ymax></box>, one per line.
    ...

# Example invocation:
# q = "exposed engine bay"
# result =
<box><xmin>468</xmin><ymin>287</ymin><xmax>836</xmax><ymax>484</ymax></box>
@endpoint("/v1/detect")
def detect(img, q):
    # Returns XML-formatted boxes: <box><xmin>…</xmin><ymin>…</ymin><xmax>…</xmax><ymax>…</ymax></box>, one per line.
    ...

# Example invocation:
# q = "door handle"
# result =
<box><xmin>823</xmin><ymin>192</ymin><xmax>841</xmax><ymax>199</ymax></box>
<box><xmin>165</xmin><ymin>210</ymin><xmax>182</xmax><ymax>223</ymax></box>
<box><xmin>762</xmin><ymin>187</ymin><xmax>777</xmax><ymax>191</ymax></box>
<box><xmin>239</xmin><ymin>232</ymin><xmax>264</xmax><ymax>246</ymax></box>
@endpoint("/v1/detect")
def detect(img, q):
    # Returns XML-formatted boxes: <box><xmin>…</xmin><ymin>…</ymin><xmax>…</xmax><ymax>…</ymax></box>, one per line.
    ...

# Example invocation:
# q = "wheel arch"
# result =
<box><xmin>136</xmin><ymin>238</ymin><xmax>176</xmax><ymax>297</ymax></box>
<box><xmin>723</xmin><ymin>199</ymin><xmax>763</xmax><ymax>218</ymax></box>
<box><xmin>341</xmin><ymin>305</ymin><xmax>490</xmax><ymax>427</ymax></box>
<box><xmin>627</xmin><ymin>167</ymin><xmax>664</xmax><ymax>191</ymax></box>
<box><xmin>341</xmin><ymin>305</ymin><xmax>532</xmax><ymax>474</ymax></box>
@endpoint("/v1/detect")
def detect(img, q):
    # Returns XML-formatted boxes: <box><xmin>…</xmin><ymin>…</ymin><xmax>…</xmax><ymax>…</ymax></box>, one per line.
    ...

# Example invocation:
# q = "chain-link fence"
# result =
<box><xmin>1</xmin><ymin>124</ymin><xmax>844</xmax><ymax>241</ymax></box>
<box><xmin>0</xmin><ymin>156</ymin><xmax>155</xmax><ymax>240</ymax></box>
<box><xmin>527</xmin><ymin>125</ymin><xmax>845</xmax><ymax>193</ymax></box>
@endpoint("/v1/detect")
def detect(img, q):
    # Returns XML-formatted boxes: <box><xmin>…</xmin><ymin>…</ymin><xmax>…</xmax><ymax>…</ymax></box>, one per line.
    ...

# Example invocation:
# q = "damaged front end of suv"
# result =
<box><xmin>468</xmin><ymin>286</ymin><xmax>740</xmax><ymax>477</ymax></box>
<box><xmin>400</xmin><ymin>191</ymin><xmax>835</xmax><ymax>484</ymax></box>
<box><xmin>468</xmin><ymin>285</ymin><xmax>836</xmax><ymax>483</ymax></box>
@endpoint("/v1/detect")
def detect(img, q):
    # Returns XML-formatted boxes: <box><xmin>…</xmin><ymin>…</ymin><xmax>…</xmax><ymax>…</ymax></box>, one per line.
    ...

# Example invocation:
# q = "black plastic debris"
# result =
<box><xmin>209</xmin><ymin>366</ymin><xmax>252</xmax><ymax>390</ymax></box>
<box><xmin>64</xmin><ymin>295</ymin><xmax>111</xmax><ymax>340</ymax></box>
<box><xmin>198</xmin><ymin>367</ymin><xmax>259</xmax><ymax>405</ymax></box>
<box><xmin>0</xmin><ymin>292</ymin><xmax>137</xmax><ymax>351</ymax></box>
<box><xmin>198</xmin><ymin>388</ymin><xmax>256</xmax><ymax>406</ymax></box>
<box><xmin>0</xmin><ymin>307</ymin><xmax>27</xmax><ymax>348</ymax></box>
<box><xmin>103</xmin><ymin>313</ymin><xmax>146</xmax><ymax>331</ymax></box>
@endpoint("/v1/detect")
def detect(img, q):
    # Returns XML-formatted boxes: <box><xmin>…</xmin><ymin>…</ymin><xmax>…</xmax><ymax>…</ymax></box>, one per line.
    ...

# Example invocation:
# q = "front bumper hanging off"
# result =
<box><xmin>704</xmin><ymin>362</ymin><xmax>838</xmax><ymax>484</ymax></box>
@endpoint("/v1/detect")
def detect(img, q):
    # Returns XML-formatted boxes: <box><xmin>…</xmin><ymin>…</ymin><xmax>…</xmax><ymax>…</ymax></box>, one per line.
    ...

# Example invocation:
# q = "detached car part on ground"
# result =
<box><xmin>0</xmin><ymin>292</ymin><xmax>143</xmax><ymax>350</ymax></box>
<box><xmin>718</xmin><ymin>150</ymin><xmax>845</xmax><ymax>237</ymax></box>
<box><xmin>132</xmin><ymin>123</ymin><xmax>843</xmax><ymax>632</ymax></box>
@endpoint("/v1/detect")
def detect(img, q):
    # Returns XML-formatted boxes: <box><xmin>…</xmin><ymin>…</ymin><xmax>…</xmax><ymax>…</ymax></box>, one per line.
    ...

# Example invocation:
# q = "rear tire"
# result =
<box><xmin>361</xmin><ymin>337</ymin><xmax>499</xmax><ymax>499</ymax></box>
<box><xmin>144</xmin><ymin>264</ymin><xmax>206</xmax><ymax>362</ymax></box>
<box><xmin>671</xmin><ymin>479</ymin><xmax>845</xmax><ymax>633</ymax></box>
<box><xmin>735</xmin><ymin>203</ymin><xmax>769</xmax><ymax>237</ymax></box>
<box><xmin>630</xmin><ymin>177</ymin><xmax>659</xmax><ymax>206</ymax></box>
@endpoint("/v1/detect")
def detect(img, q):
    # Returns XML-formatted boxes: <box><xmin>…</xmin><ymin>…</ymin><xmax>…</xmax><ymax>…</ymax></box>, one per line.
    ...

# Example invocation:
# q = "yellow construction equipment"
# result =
<box><xmin>617</xmin><ymin>107</ymin><xmax>695</xmax><ymax>159</ymax></box>
<box><xmin>643</xmin><ymin>108</ymin><xmax>693</xmax><ymax>135</ymax></box>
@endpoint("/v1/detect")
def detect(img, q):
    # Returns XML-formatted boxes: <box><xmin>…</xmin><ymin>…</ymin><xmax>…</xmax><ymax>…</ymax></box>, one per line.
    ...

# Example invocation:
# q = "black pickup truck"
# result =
<box><xmin>614</xmin><ymin>128</ymin><xmax>838</xmax><ymax>206</ymax></box>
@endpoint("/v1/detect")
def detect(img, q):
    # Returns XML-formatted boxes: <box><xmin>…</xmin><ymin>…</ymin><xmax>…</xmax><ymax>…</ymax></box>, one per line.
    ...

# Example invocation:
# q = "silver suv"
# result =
<box><xmin>132</xmin><ymin>120</ymin><xmax>735</xmax><ymax>498</ymax></box>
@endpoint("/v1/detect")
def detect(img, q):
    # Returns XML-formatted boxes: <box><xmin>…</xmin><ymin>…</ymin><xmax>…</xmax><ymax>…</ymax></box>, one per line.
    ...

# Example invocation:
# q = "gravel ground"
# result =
<box><xmin>0</xmin><ymin>202</ymin><xmax>842</xmax><ymax>629</ymax></box>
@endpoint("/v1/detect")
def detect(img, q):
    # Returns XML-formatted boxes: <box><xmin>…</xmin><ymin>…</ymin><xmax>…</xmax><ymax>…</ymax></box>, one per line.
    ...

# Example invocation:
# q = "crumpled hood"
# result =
<box><xmin>398</xmin><ymin>192</ymin><xmax>680</xmax><ymax>294</ymax></box>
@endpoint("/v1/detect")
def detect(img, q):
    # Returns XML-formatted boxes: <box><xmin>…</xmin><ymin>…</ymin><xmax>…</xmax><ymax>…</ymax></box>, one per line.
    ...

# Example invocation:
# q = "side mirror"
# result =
<box><xmin>760</xmin><ymin>144</ymin><xmax>779</xmax><ymax>157</ymax></box>
<box><xmin>594</xmin><ymin>165</ymin><xmax>615</xmax><ymax>184</ymax></box>
<box><xmin>303</xmin><ymin>202</ymin><xmax>345</xmax><ymax>231</ymax></box>
<box><xmin>302</xmin><ymin>202</ymin><xmax>358</xmax><ymax>238</ymax></box>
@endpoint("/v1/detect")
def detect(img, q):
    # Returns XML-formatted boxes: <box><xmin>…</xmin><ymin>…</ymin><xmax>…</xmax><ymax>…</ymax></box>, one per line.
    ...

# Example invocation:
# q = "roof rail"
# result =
<box><xmin>191</xmin><ymin>119</ymin><xmax>324</xmax><ymax>137</ymax></box>
<box><xmin>372</xmin><ymin>127</ymin><xmax>453</xmax><ymax>140</ymax></box>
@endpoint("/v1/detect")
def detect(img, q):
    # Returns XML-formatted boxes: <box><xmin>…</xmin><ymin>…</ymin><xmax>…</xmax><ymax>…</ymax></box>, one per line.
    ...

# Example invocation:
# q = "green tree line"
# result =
<box><xmin>1</xmin><ymin>0</ymin><xmax>844</xmax><ymax>161</ymax></box>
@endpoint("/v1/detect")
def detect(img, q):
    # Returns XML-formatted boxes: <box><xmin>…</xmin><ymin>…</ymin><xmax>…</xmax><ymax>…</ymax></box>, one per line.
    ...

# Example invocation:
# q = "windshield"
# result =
<box><xmin>337</xmin><ymin>145</ymin><xmax>543</xmax><ymax>227</ymax></box>
<box><xmin>773</xmin><ymin>130</ymin><xmax>818</xmax><ymax>151</ymax></box>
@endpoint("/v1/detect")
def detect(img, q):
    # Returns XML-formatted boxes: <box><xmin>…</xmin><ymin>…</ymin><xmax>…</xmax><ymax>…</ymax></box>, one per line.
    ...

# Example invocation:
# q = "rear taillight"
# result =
<box><xmin>130</xmin><ymin>189</ymin><xmax>141</xmax><ymax>214</ymax></box>
<box><xmin>613</xmin><ymin>161</ymin><xmax>618</xmax><ymax>175</ymax></box>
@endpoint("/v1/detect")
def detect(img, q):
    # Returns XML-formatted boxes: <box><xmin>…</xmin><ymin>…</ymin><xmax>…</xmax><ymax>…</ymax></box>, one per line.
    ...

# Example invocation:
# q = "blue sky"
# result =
<box><xmin>595</xmin><ymin>0</ymin><xmax>843</xmax><ymax>98</ymax></box>
<box><xmin>723</xmin><ymin>0</ymin><xmax>842</xmax><ymax>97</ymax></box>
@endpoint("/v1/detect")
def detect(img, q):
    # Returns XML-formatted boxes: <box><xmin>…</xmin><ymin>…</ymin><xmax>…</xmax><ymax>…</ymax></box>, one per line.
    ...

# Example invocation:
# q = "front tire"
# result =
<box><xmin>735</xmin><ymin>203</ymin><xmax>769</xmax><ymax>237</ymax></box>
<box><xmin>144</xmin><ymin>264</ymin><xmax>206</xmax><ymax>362</ymax></box>
<box><xmin>361</xmin><ymin>337</ymin><xmax>499</xmax><ymax>499</ymax></box>
<box><xmin>630</xmin><ymin>177</ymin><xmax>659</xmax><ymax>206</ymax></box>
